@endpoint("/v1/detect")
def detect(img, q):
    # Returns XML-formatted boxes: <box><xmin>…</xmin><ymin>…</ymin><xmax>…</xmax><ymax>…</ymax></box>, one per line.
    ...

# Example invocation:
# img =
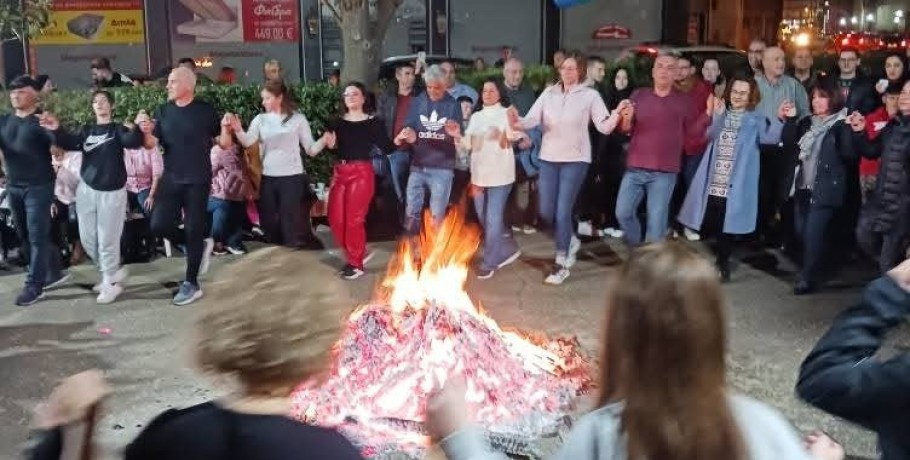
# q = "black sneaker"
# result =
<box><xmin>16</xmin><ymin>286</ymin><xmax>45</xmax><ymax>306</ymax></box>
<box><xmin>340</xmin><ymin>266</ymin><xmax>365</xmax><ymax>280</ymax></box>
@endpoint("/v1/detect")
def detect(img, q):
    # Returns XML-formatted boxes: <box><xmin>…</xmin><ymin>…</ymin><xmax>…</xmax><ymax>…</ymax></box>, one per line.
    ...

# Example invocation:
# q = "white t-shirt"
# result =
<box><xmin>236</xmin><ymin>112</ymin><xmax>315</xmax><ymax>177</ymax></box>
<box><xmin>463</xmin><ymin>104</ymin><xmax>515</xmax><ymax>187</ymax></box>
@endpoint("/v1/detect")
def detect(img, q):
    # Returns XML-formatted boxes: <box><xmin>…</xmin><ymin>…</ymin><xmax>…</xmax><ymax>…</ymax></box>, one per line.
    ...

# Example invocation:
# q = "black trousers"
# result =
<box><xmin>150</xmin><ymin>178</ymin><xmax>210</xmax><ymax>285</ymax></box>
<box><xmin>757</xmin><ymin>144</ymin><xmax>789</xmax><ymax>244</ymax></box>
<box><xmin>700</xmin><ymin>195</ymin><xmax>734</xmax><ymax>268</ymax></box>
<box><xmin>259</xmin><ymin>174</ymin><xmax>304</xmax><ymax>248</ymax></box>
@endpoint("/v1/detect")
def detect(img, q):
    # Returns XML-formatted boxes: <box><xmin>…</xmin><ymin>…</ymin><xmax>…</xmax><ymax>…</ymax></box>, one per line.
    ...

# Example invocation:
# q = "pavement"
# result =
<box><xmin>0</xmin><ymin>227</ymin><xmax>901</xmax><ymax>459</ymax></box>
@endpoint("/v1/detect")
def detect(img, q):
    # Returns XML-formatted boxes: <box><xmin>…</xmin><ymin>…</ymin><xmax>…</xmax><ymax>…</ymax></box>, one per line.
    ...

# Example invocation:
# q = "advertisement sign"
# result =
<box><xmin>31</xmin><ymin>0</ymin><xmax>145</xmax><ymax>45</ymax></box>
<box><xmin>170</xmin><ymin>0</ymin><xmax>299</xmax><ymax>43</ymax></box>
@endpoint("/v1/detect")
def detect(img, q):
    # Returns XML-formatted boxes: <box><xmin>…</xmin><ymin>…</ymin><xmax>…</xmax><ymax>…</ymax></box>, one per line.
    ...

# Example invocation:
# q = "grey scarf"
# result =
<box><xmin>796</xmin><ymin>109</ymin><xmax>847</xmax><ymax>190</ymax></box>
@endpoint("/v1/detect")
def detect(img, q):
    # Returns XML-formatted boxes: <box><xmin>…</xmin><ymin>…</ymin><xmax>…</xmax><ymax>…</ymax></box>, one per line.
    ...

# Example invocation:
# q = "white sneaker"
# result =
<box><xmin>544</xmin><ymin>265</ymin><xmax>570</xmax><ymax>285</ymax></box>
<box><xmin>497</xmin><ymin>250</ymin><xmax>522</xmax><ymax>269</ymax></box>
<box><xmin>577</xmin><ymin>221</ymin><xmax>594</xmax><ymax>237</ymax></box>
<box><xmin>684</xmin><ymin>228</ymin><xmax>701</xmax><ymax>241</ymax></box>
<box><xmin>564</xmin><ymin>236</ymin><xmax>582</xmax><ymax>268</ymax></box>
<box><xmin>511</xmin><ymin>226</ymin><xmax>522</xmax><ymax>232</ymax></box>
<box><xmin>522</xmin><ymin>225</ymin><xmax>537</xmax><ymax>235</ymax></box>
<box><xmin>199</xmin><ymin>238</ymin><xmax>215</xmax><ymax>275</ymax></box>
<box><xmin>93</xmin><ymin>267</ymin><xmax>129</xmax><ymax>293</ymax></box>
<box><xmin>96</xmin><ymin>283</ymin><xmax>123</xmax><ymax>304</ymax></box>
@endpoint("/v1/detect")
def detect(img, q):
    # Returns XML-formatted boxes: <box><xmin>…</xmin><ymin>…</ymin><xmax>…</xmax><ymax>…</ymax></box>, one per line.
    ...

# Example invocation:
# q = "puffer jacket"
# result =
<box><xmin>855</xmin><ymin>115</ymin><xmax>910</xmax><ymax>233</ymax></box>
<box><xmin>783</xmin><ymin>117</ymin><xmax>862</xmax><ymax>208</ymax></box>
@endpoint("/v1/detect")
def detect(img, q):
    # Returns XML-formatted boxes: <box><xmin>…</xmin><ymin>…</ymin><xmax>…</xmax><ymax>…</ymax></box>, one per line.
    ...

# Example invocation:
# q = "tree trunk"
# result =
<box><xmin>333</xmin><ymin>0</ymin><xmax>401</xmax><ymax>89</ymax></box>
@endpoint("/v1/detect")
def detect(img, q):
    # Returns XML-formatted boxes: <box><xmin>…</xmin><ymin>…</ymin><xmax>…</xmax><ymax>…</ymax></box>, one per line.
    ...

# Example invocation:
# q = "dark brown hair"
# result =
<box><xmin>722</xmin><ymin>74</ymin><xmax>762</xmax><ymax>111</ymax></box>
<box><xmin>338</xmin><ymin>81</ymin><xmax>375</xmax><ymax>115</ymax></box>
<box><xmin>597</xmin><ymin>241</ymin><xmax>745</xmax><ymax>460</ymax></box>
<box><xmin>262</xmin><ymin>78</ymin><xmax>298</xmax><ymax>120</ymax></box>
<box><xmin>810</xmin><ymin>79</ymin><xmax>845</xmax><ymax>114</ymax></box>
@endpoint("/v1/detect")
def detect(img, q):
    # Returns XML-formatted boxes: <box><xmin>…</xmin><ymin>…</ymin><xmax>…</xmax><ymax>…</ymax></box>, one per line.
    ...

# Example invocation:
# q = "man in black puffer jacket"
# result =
<box><xmin>797</xmin><ymin>257</ymin><xmax>910</xmax><ymax>460</ymax></box>
<box><xmin>854</xmin><ymin>91</ymin><xmax>910</xmax><ymax>273</ymax></box>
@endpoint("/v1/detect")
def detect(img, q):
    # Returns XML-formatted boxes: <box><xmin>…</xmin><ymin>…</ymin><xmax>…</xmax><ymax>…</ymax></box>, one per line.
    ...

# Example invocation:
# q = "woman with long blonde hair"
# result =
<box><xmin>427</xmin><ymin>241</ymin><xmax>823</xmax><ymax>460</ymax></box>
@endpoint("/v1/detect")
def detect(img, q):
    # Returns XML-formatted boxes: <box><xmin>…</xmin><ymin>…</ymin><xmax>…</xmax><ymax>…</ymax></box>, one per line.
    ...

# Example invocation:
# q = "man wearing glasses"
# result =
<box><xmin>836</xmin><ymin>48</ymin><xmax>877</xmax><ymax>115</ymax></box>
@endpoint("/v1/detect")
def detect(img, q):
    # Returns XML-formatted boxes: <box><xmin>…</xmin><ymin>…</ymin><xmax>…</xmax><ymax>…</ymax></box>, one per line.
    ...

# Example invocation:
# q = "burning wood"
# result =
<box><xmin>291</xmin><ymin>211</ymin><xmax>593</xmax><ymax>459</ymax></box>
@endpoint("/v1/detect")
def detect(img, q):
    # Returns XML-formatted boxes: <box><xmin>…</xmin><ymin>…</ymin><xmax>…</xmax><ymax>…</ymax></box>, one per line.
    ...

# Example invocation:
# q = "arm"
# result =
<box><xmin>371</xmin><ymin>118</ymin><xmax>396</xmax><ymax>154</ymax></box>
<box><xmin>149</xmin><ymin>148</ymin><xmax>163</xmax><ymax>199</ymax></box>
<box><xmin>684</xmin><ymin>110</ymin><xmax>711</xmax><ymax>143</ymax></box>
<box><xmin>234</xmin><ymin>115</ymin><xmax>261</xmax><ymax>148</ymax></box>
<box><xmin>51</xmin><ymin>126</ymin><xmax>84</xmax><ymax>152</ymax></box>
<box><xmin>118</xmin><ymin>124</ymin><xmax>144</xmax><ymax>149</ymax></box>
<box><xmin>518</xmin><ymin>92</ymin><xmax>545</xmax><ymax>130</ymax></box>
<box><xmin>758</xmin><ymin>116</ymin><xmax>785</xmax><ymax>145</ymax></box>
<box><xmin>836</xmin><ymin>122</ymin><xmax>860</xmax><ymax>161</ymax></box>
<box><xmin>297</xmin><ymin>115</ymin><xmax>318</xmax><ymax>157</ymax></box>
<box><xmin>591</xmin><ymin>93</ymin><xmax>620</xmax><ymax>135</ymax></box>
<box><xmin>796</xmin><ymin>276</ymin><xmax>910</xmax><ymax>429</ymax></box>
<box><xmin>705</xmin><ymin>112</ymin><xmax>726</xmax><ymax>142</ymax></box>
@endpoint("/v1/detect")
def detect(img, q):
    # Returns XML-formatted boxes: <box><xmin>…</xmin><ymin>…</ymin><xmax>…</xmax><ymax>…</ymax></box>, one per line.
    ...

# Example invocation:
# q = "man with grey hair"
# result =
<box><xmin>139</xmin><ymin>66</ymin><xmax>226</xmax><ymax>306</ymax></box>
<box><xmin>393</xmin><ymin>64</ymin><xmax>463</xmax><ymax>235</ymax></box>
<box><xmin>502</xmin><ymin>57</ymin><xmax>541</xmax><ymax>234</ymax></box>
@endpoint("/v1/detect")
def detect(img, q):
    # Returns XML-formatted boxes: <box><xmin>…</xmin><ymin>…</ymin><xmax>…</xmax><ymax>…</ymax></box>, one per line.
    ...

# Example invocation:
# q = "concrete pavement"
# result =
<box><xmin>0</xmin><ymin>230</ymin><xmax>898</xmax><ymax>459</ymax></box>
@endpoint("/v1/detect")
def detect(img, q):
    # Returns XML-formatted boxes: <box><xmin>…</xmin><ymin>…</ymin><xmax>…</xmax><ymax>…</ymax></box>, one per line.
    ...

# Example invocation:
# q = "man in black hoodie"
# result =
<box><xmin>0</xmin><ymin>76</ymin><xmax>68</xmax><ymax>306</ymax></box>
<box><xmin>797</xmin><ymin>257</ymin><xmax>910</xmax><ymax>460</ymax></box>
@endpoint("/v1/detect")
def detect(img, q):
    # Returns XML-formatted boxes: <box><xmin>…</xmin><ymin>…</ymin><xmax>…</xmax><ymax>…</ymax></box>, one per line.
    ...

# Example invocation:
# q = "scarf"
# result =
<box><xmin>797</xmin><ymin>108</ymin><xmax>847</xmax><ymax>162</ymax></box>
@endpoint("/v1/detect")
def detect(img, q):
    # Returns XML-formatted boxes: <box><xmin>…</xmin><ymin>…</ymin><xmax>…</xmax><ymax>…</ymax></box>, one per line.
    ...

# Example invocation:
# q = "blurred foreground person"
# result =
<box><xmin>797</xmin><ymin>256</ymin><xmax>910</xmax><ymax>460</ymax></box>
<box><xmin>27</xmin><ymin>248</ymin><xmax>364</xmax><ymax>460</ymax></box>
<box><xmin>428</xmin><ymin>241</ymin><xmax>828</xmax><ymax>460</ymax></box>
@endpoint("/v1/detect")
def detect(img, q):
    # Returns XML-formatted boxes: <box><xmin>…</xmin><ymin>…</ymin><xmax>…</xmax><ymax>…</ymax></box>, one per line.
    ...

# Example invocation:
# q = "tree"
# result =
<box><xmin>0</xmin><ymin>0</ymin><xmax>52</xmax><ymax>43</ymax></box>
<box><xmin>324</xmin><ymin>0</ymin><xmax>404</xmax><ymax>88</ymax></box>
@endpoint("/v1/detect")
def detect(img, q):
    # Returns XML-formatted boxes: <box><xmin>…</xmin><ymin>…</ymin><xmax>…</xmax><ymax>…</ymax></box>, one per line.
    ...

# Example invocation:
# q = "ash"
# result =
<box><xmin>292</xmin><ymin>302</ymin><xmax>592</xmax><ymax>459</ymax></box>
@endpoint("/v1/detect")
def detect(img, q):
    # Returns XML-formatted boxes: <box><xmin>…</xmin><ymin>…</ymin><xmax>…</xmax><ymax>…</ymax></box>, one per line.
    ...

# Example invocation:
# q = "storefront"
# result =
<box><xmin>15</xmin><ymin>0</ymin><xmax>667</xmax><ymax>89</ymax></box>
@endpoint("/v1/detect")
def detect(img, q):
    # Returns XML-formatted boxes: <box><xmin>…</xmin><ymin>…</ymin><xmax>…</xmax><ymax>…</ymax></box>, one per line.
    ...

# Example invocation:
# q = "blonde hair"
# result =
<box><xmin>194</xmin><ymin>247</ymin><xmax>346</xmax><ymax>395</ymax></box>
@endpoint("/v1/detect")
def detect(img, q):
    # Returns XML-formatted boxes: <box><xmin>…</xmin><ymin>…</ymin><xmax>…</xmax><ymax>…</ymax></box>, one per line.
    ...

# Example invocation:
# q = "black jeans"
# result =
<box><xmin>259</xmin><ymin>174</ymin><xmax>304</xmax><ymax>248</ymax></box>
<box><xmin>700</xmin><ymin>195</ymin><xmax>734</xmax><ymax>268</ymax></box>
<box><xmin>794</xmin><ymin>190</ymin><xmax>837</xmax><ymax>285</ymax></box>
<box><xmin>758</xmin><ymin>144</ymin><xmax>789</xmax><ymax>244</ymax></box>
<box><xmin>150</xmin><ymin>178</ymin><xmax>210</xmax><ymax>285</ymax></box>
<box><xmin>8</xmin><ymin>182</ymin><xmax>61</xmax><ymax>289</ymax></box>
<box><xmin>856</xmin><ymin>210</ymin><xmax>910</xmax><ymax>274</ymax></box>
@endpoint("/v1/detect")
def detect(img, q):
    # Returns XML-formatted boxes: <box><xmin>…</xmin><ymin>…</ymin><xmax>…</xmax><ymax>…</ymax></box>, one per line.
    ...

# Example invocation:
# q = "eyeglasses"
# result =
<box><xmin>343</xmin><ymin>93</ymin><xmax>361</xmax><ymax>98</ymax></box>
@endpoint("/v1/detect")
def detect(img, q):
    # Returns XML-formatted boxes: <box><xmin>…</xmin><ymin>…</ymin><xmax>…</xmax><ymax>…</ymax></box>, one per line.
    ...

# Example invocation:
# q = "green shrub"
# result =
<box><xmin>0</xmin><ymin>83</ymin><xmax>341</xmax><ymax>183</ymax></box>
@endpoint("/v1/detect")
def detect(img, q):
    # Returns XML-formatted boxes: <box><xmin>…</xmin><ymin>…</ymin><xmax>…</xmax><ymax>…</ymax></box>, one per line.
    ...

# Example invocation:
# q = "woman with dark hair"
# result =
<box><xmin>230</xmin><ymin>79</ymin><xmax>325</xmax><ymax>248</ymax></box>
<box><xmin>597</xmin><ymin>67</ymin><xmax>635</xmax><ymax>239</ymax></box>
<box><xmin>314</xmin><ymin>82</ymin><xmax>394</xmax><ymax>280</ymax></box>
<box><xmin>784</xmin><ymin>80</ymin><xmax>866</xmax><ymax>295</ymax></box>
<box><xmin>679</xmin><ymin>75</ymin><xmax>789</xmax><ymax>281</ymax></box>
<box><xmin>462</xmin><ymin>78</ymin><xmax>521</xmax><ymax>279</ymax></box>
<box><xmin>875</xmin><ymin>52</ymin><xmax>908</xmax><ymax>94</ymax></box>
<box><xmin>701</xmin><ymin>58</ymin><xmax>727</xmax><ymax>98</ymax></box>
<box><xmin>426</xmin><ymin>241</ymin><xmax>824</xmax><ymax>460</ymax></box>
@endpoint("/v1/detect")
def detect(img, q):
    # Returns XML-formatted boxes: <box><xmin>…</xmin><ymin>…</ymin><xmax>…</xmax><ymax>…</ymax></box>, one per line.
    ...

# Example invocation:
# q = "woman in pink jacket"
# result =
<box><xmin>208</xmin><ymin>140</ymin><xmax>252</xmax><ymax>256</ymax></box>
<box><xmin>510</xmin><ymin>51</ymin><xmax>623</xmax><ymax>285</ymax></box>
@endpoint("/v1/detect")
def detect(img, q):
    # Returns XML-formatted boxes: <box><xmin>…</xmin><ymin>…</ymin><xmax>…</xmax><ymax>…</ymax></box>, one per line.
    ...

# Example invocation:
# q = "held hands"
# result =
<box><xmin>778</xmin><ymin>100</ymin><xmax>796</xmax><ymax>120</ymax></box>
<box><xmin>34</xmin><ymin>370</ymin><xmax>111</xmax><ymax>429</ymax></box>
<box><xmin>37</xmin><ymin>112</ymin><xmax>60</xmax><ymax>131</ymax></box>
<box><xmin>322</xmin><ymin>131</ymin><xmax>337</xmax><ymax>149</ymax></box>
<box><xmin>444</xmin><ymin>120</ymin><xmax>462</xmax><ymax>139</ymax></box>
<box><xmin>506</xmin><ymin>106</ymin><xmax>522</xmax><ymax>130</ymax></box>
<box><xmin>395</xmin><ymin>127</ymin><xmax>417</xmax><ymax>145</ymax></box>
<box><xmin>615</xmin><ymin>99</ymin><xmax>634</xmax><ymax>117</ymax></box>
<box><xmin>706</xmin><ymin>95</ymin><xmax>725</xmax><ymax>116</ymax></box>
<box><xmin>847</xmin><ymin>111</ymin><xmax>866</xmax><ymax>132</ymax></box>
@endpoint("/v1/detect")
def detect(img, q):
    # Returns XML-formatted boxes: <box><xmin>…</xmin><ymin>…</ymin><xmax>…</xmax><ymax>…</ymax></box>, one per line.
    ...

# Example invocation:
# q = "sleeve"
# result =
<box><xmin>235</xmin><ymin>114</ymin><xmax>261</xmax><ymax>148</ymax></box>
<box><xmin>152</xmin><ymin>107</ymin><xmax>164</xmax><ymax>141</ymax></box>
<box><xmin>796</xmin><ymin>276</ymin><xmax>910</xmax><ymax>429</ymax></box>
<box><xmin>705</xmin><ymin>113</ymin><xmax>726</xmax><ymax>142</ymax></box>
<box><xmin>794</xmin><ymin>83</ymin><xmax>811</xmax><ymax>119</ymax></box>
<box><xmin>52</xmin><ymin>126</ymin><xmax>84</xmax><ymax>151</ymax></box>
<box><xmin>684</xmin><ymin>109</ymin><xmax>711</xmax><ymax>143</ymax></box>
<box><xmin>297</xmin><ymin>114</ymin><xmax>316</xmax><ymax>151</ymax></box>
<box><xmin>404</xmin><ymin>97</ymin><xmax>420</xmax><ymax>132</ymax></box>
<box><xmin>118</xmin><ymin>125</ymin><xmax>144</xmax><ymax>149</ymax></box>
<box><xmin>371</xmin><ymin>118</ymin><xmax>395</xmax><ymax>154</ymax></box>
<box><xmin>150</xmin><ymin>148</ymin><xmax>164</xmax><ymax>179</ymax></box>
<box><xmin>758</xmin><ymin>116</ymin><xmax>785</xmax><ymax>145</ymax></box>
<box><xmin>590</xmin><ymin>92</ymin><xmax>617</xmax><ymax>135</ymax></box>
<box><xmin>208</xmin><ymin>105</ymin><xmax>221</xmax><ymax>138</ymax></box>
<box><xmin>835</xmin><ymin>122</ymin><xmax>860</xmax><ymax>161</ymax></box>
<box><xmin>519</xmin><ymin>90</ymin><xmax>546</xmax><ymax>130</ymax></box>
<box><xmin>210</xmin><ymin>147</ymin><xmax>224</xmax><ymax>173</ymax></box>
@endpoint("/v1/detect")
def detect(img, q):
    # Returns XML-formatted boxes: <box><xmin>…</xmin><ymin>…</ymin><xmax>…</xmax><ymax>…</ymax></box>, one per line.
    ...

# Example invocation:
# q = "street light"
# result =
<box><xmin>866</xmin><ymin>13</ymin><xmax>875</xmax><ymax>22</ymax></box>
<box><xmin>896</xmin><ymin>10</ymin><xmax>904</xmax><ymax>18</ymax></box>
<box><xmin>851</xmin><ymin>16</ymin><xmax>858</xmax><ymax>24</ymax></box>
<box><xmin>839</xmin><ymin>17</ymin><xmax>847</xmax><ymax>26</ymax></box>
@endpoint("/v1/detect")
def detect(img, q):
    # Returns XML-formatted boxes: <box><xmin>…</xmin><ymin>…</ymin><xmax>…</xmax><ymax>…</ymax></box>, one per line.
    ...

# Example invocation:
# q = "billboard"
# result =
<box><xmin>169</xmin><ymin>0</ymin><xmax>299</xmax><ymax>43</ymax></box>
<box><xmin>31</xmin><ymin>0</ymin><xmax>145</xmax><ymax>45</ymax></box>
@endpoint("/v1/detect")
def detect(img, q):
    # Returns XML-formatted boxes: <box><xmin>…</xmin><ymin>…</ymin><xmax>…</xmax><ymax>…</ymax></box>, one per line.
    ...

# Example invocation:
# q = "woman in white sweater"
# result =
<box><xmin>463</xmin><ymin>79</ymin><xmax>523</xmax><ymax>280</ymax></box>
<box><xmin>230</xmin><ymin>79</ymin><xmax>326</xmax><ymax>248</ymax></box>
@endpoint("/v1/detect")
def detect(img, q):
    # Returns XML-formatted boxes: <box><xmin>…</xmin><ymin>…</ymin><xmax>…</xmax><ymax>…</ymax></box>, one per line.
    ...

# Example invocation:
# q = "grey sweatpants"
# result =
<box><xmin>76</xmin><ymin>183</ymin><xmax>127</xmax><ymax>283</ymax></box>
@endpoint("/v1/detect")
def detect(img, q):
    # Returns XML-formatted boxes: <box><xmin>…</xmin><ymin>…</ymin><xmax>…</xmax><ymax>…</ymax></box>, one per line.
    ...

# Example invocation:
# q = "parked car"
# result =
<box><xmin>618</xmin><ymin>44</ymin><xmax>750</xmax><ymax>78</ymax></box>
<box><xmin>378</xmin><ymin>54</ymin><xmax>473</xmax><ymax>82</ymax></box>
<box><xmin>880</xmin><ymin>33</ymin><xmax>907</xmax><ymax>50</ymax></box>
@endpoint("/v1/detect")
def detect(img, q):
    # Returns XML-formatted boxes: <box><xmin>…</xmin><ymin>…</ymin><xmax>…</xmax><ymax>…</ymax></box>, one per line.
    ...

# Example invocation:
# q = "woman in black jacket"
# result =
<box><xmin>783</xmin><ymin>80</ymin><xmax>866</xmax><ymax>295</ymax></box>
<box><xmin>854</xmin><ymin>79</ymin><xmax>910</xmax><ymax>273</ymax></box>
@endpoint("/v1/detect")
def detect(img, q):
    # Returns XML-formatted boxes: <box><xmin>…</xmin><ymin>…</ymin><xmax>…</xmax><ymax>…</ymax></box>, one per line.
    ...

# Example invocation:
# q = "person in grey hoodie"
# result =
<box><xmin>427</xmin><ymin>241</ymin><xmax>833</xmax><ymax>460</ymax></box>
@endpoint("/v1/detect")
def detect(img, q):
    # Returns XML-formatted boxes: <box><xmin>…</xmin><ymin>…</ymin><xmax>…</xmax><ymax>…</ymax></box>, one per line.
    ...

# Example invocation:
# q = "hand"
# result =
<box><xmin>50</xmin><ymin>202</ymin><xmax>58</xmax><ymax>218</ymax></box>
<box><xmin>444</xmin><ymin>120</ymin><xmax>462</xmax><ymax>138</ymax></box>
<box><xmin>617</xmin><ymin>99</ymin><xmax>635</xmax><ymax>121</ymax></box>
<box><xmin>876</xmin><ymin>79</ymin><xmax>888</xmax><ymax>94</ymax></box>
<box><xmin>706</xmin><ymin>95</ymin><xmax>725</xmax><ymax>116</ymax></box>
<box><xmin>888</xmin><ymin>257</ymin><xmax>910</xmax><ymax>292</ymax></box>
<box><xmin>34</xmin><ymin>370</ymin><xmax>111</xmax><ymax>429</ymax></box>
<box><xmin>425</xmin><ymin>375</ymin><xmax>470</xmax><ymax>442</ymax></box>
<box><xmin>848</xmin><ymin>111</ymin><xmax>866</xmax><ymax>132</ymax></box>
<box><xmin>507</xmin><ymin>106</ymin><xmax>521</xmax><ymax>130</ymax></box>
<box><xmin>37</xmin><ymin>112</ymin><xmax>60</xmax><ymax>131</ymax></box>
<box><xmin>395</xmin><ymin>127</ymin><xmax>416</xmax><ymax>145</ymax></box>
<box><xmin>805</xmin><ymin>431</ymin><xmax>845</xmax><ymax>460</ymax></box>
<box><xmin>143</xmin><ymin>195</ymin><xmax>154</xmax><ymax>211</ymax></box>
<box><xmin>517</xmin><ymin>134</ymin><xmax>532</xmax><ymax>150</ymax></box>
<box><xmin>221</xmin><ymin>113</ymin><xmax>235</xmax><ymax>128</ymax></box>
<box><xmin>229</xmin><ymin>116</ymin><xmax>242</xmax><ymax>133</ymax></box>
<box><xmin>778</xmin><ymin>100</ymin><xmax>795</xmax><ymax>119</ymax></box>
<box><xmin>322</xmin><ymin>131</ymin><xmax>337</xmax><ymax>149</ymax></box>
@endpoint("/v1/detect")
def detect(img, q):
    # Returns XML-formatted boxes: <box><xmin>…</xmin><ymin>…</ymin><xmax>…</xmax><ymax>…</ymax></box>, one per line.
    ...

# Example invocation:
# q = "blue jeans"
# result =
<box><xmin>388</xmin><ymin>150</ymin><xmax>411</xmax><ymax>202</ymax></box>
<box><xmin>8</xmin><ymin>183</ymin><xmax>61</xmax><ymax>289</ymax></box>
<box><xmin>537</xmin><ymin>160</ymin><xmax>588</xmax><ymax>254</ymax></box>
<box><xmin>474</xmin><ymin>184</ymin><xmax>519</xmax><ymax>271</ymax></box>
<box><xmin>404</xmin><ymin>166</ymin><xmax>454</xmax><ymax>235</ymax></box>
<box><xmin>616</xmin><ymin>168</ymin><xmax>678</xmax><ymax>245</ymax></box>
<box><xmin>207</xmin><ymin>197</ymin><xmax>244</xmax><ymax>248</ymax></box>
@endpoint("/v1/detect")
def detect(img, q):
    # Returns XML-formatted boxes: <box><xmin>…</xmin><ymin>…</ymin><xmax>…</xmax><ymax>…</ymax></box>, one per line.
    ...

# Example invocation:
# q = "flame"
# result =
<box><xmin>292</xmin><ymin>209</ymin><xmax>592</xmax><ymax>458</ymax></box>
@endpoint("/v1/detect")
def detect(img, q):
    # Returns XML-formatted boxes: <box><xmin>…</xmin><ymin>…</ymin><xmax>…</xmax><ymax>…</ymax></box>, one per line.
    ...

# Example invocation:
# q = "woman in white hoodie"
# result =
<box><xmin>464</xmin><ymin>79</ymin><xmax>523</xmax><ymax>280</ymax></box>
<box><xmin>427</xmin><ymin>241</ymin><xmax>842</xmax><ymax>460</ymax></box>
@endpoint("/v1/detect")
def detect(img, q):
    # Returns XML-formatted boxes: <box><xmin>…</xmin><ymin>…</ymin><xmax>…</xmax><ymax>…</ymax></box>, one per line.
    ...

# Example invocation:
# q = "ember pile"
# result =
<box><xmin>291</xmin><ymin>211</ymin><xmax>593</xmax><ymax>459</ymax></box>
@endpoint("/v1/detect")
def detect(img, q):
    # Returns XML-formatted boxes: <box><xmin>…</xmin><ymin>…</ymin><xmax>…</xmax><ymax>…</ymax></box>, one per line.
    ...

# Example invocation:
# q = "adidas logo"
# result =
<box><xmin>420</xmin><ymin>111</ymin><xmax>447</xmax><ymax>132</ymax></box>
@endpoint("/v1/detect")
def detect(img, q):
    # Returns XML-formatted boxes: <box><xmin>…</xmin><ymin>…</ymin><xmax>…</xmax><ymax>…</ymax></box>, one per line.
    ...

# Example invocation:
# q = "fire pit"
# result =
<box><xmin>291</xmin><ymin>211</ymin><xmax>593</xmax><ymax>459</ymax></box>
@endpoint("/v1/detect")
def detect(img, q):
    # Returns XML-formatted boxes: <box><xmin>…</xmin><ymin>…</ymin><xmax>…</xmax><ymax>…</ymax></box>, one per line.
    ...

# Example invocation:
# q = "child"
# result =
<box><xmin>209</xmin><ymin>140</ymin><xmax>252</xmax><ymax>256</ymax></box>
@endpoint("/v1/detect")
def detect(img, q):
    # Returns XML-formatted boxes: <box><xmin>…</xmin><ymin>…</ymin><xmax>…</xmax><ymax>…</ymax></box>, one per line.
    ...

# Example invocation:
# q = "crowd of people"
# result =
<box><xmin>2</xmin><ymin>39</ymin><xmax>908</xmax><ymax>460</ymax></box>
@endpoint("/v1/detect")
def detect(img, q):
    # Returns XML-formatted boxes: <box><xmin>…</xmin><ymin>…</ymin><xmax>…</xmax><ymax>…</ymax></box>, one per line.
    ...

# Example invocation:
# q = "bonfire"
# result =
<box><xmin>291</xmin><ymin>211</ymin><xmax>593</xmax><ymax>459</ymax></box>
